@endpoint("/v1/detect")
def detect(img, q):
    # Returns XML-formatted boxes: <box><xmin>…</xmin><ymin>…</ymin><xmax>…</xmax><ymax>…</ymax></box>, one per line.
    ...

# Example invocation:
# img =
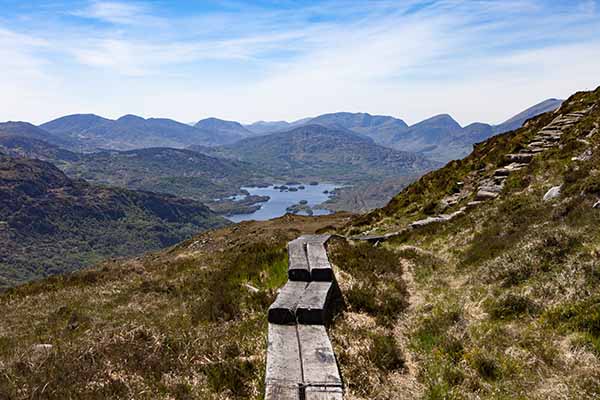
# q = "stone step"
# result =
<box><xmin>535</xmin><ymin>131</ymin><xmax>563</xmax><ymax>137</ymax></box>
<box><xmin>466</xmin><ymin>201</ymin><xmax>483</xmax><ymax>209</ymax></box>
<box><xmin>305</xmin><ymin>386</ymin><xmax>344</xmax><ymax>400</ymax></box>
<box><xmin>475</xmin><ymin>190</ymin><xmax>499</xmax><ymax>201</ymax></box>
<box><xmin>540</xmin><ymin>135</ymin><xmax>561</xmax><ymax>142</ymax></box>
<box><xmin>494</xmin><ymin>168</ymin><xmax>511</xmax><ymax>176</ymax></box>
<box><xmin>479</xmin><ymin>183</ymin><xmax>503</xmax><ymax>192</ymax></box>
<box><xmin>527</xmin><ymin>141</ymin><xmax>546</xmax><ymax>147</ymax></box>
<box><xmin>505</xmin><ymin>153</ymin><xmax>533</xmax><ymax>163</ymax></box>
<box><xmin>528</xmin><ymin>147</ymin><xmax>547</xmax><ymax>153</ymax></box>
<box><xmin>506</xmin><ymin>162</ymin><xmax>529</xmax><ymax>170</ymax></box>
<box><xmin>553</xmin><ymin>120</ymin><xmax>576</xmax><ymax>127</ymax></box>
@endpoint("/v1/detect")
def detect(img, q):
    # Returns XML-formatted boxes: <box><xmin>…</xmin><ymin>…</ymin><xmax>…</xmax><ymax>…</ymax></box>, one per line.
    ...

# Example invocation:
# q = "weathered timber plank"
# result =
<box><xmin>297</xmin><ymin>281</ymin><xmax>336</xmax><ymax>325</ymax></box>
<box><xmin>268</xmin><ymin>281</ymin><xmax>308</xmax><ymax>324</ymax></box>
<box><xmin>306</xmin><ymin>242</ymin><xmax>333</xmax><ymax>281</ymax></box>
<box><xmin>304</xmin><ymin>386</ymin><xmax>344</xmax><ymax>400</ymax></box>
<box><xmin>297</xmin><ymin>325</ymin><xmax>343</xmax><ymax>387</ymax></box>
<box><xmin>265</xmin><ymin>324</ymin><xmax>302</xmax><ymax>400</ymax></box>
<box><xmin>302</xmin><ymin>234</ymin><xmax>331</xmax><ymax>246</ymax></box>
<box><xmin>288</xmin><ymin>238</ymin><xmax>310</xmax><ymax>281</ymax></box>
<box><xmin>265</xmin><ymin>383</ymin><xmax>300</xmax><ymax>400</ymax></box>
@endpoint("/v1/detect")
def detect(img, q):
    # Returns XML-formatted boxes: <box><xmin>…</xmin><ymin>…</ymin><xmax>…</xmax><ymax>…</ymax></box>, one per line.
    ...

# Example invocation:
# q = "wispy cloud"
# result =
<box><xmin>0</xmin><ymin>0</ymin><xmax>599</xmax><ymax>124</ymax></box>
<box><xmin>72</xmin><ymin>1</ymin><xmax>154</xmax><ymax>25</ymax></box>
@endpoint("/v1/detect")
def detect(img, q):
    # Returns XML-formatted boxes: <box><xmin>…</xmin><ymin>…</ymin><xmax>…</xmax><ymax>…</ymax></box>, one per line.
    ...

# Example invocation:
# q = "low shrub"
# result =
<box><xmin>467</xmin><ymin>351</ymin><xmax>500</xmax><ymax>381</ymax></box>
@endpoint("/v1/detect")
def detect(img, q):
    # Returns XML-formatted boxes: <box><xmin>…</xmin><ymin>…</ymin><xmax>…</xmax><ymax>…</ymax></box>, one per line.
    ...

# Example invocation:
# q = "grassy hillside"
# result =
<box><xmin>0</xmin><ymin>155</ymin><xmax>228</xmax><ymax>289</ymax></box>
<box><xmin>342</xmin><ymin>86</ymin><xmax>600</xmax><ymax>398</ymax></box>
<box><xmin>0</xmin><ymin>214</ymin><xmax>352</xmax><ymax>399</ymax></box>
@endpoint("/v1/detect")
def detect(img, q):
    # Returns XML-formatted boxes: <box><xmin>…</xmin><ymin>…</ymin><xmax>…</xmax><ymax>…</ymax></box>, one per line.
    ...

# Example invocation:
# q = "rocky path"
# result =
<box><xmin>265</xmin><ymin>235</ymin><xmax>344</xmax><ymax>400</ymax></box>
<box><xmin>469</xmin><ymin>108</ymin><xmax>593</xmax><ymax>207</ymax></box>
<box><xmin>353</xmin><ymin>106</ymin><xmax>594</xmax><ymax>243</ymax></box>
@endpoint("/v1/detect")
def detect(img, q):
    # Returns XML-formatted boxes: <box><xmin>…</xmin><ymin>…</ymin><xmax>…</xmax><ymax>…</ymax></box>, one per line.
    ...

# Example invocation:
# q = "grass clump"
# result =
<box><xmin>484</xmin><ymin>293</ymin><xmax>539</xmax><ymax>320</ymax></box>
<box><xmin>369</xmin><ymin>334</ymin><xmax>405</xmax><ymax>371</ymax></box>
<box><xmin>466</xmin><ymin>351</ymin><xmax>501</xmax><ymax>381</ymax></box>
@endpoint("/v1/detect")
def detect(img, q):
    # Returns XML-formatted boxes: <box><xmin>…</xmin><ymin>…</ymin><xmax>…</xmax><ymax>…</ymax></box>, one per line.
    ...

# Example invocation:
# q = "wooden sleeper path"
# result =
<box><xmin>265</xmin><ymin>234</ymin><xmax>343</xmax><ymax>400</ymax></box>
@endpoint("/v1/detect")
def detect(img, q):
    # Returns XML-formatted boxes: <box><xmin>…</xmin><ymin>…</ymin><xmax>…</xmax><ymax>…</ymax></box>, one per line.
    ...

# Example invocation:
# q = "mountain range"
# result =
<box><xmin>38</xmin><ymin>114</ymin><xmax>230</xmax><ymax>151</ymax></box>
<box><xmin>19</xmin><ymin>98</ymin><xmax>561</xmax><ymax>163</ymax></box>
<box><xmin>241</xmin><ymin>98</ymin><xmax>563</xmax><ymax>161</ymax></box>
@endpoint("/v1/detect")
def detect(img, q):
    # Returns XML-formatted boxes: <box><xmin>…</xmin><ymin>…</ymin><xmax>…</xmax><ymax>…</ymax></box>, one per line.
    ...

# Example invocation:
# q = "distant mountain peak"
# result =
<box><xmin>409</xmin><ymin>114</ymin><xmax>461</xmax><ymax>130</ymax></box>
<box><xmin>117</xmin><ymin>114</ymin><xmax>146</xmax><ymax>122</ymax></box>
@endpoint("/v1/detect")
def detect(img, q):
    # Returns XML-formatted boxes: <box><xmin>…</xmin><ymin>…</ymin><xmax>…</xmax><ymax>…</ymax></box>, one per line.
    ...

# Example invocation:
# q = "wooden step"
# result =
<box><xmin>302</xmin><ymin>234</ymin><xmax>331</xmax><ymax>246</ymax></box>
<box><xmin>297</xmin><ymin>282</ymin><xmax>337</xmax><ymax>325</ymax></box>
<box><xmin>288</xmin><ymin>239</ymin><xmax>310</xmax><ymax>281</ymax></box>
<box><xmin>305</xmin><ymin>386</ymin><xmax>344</xmax><ymax>400</ymax></box>
<box><xmin>265</xmin><ymin>324</ymin><xmax>303</xmax><ymax>400</ymax></box>
<box><xmin>268</xmin><ymin>281</ymin><xmax>309</xmax><ymax>324</ymax></box>
<box><xmin>298</xmin><ymin>325</ymin><xmax>343</xmax><ymax>388</ymax></box>
<box><xmin>307</xmin><ymin>242</ymin><xmax>334</xmax><ymax>281</ymax></box>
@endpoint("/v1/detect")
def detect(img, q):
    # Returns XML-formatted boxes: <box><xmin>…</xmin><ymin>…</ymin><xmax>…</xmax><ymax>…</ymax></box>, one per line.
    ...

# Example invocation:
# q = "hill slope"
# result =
<box><xmin>195</xmin><ymin>124</ymin><xmax>439</xmax><ymax>183</ymax></box>
<box><xmin>0</xmin><ymin>154</ymin><xmax>228</xmax><ymax>288</ymax></box>
<box><xmin>0</xmin><ymin>135</ymin><xmax>80</xmax><ymax>161</ymax></box>
<box><xmin>341</xmin><ymin>86</ymin><xmax>600</xmax><ymax>398</ymax></box>
<box><xmin>0</xmin><ymin>137</ymin><xmax>268</xmax><ymax>211</ymax></box>
<box><xmin>0</xmin><ymin>121</ymin><xmax>73</xmax><ymax>148</ymax></box>
<box><xmin>308</xmin><ymin>112</ymin><xmax>409</xmax><ymax>144</ymax></box>
<box><xmin>194</xmin><ymin>118</ymin><xmax>255</xmax><ymax>144</ymax></box>
<box><xmin>62</xmin><ymin>147</ymin><xmax>267</xmax><ymax>203</ymax></box>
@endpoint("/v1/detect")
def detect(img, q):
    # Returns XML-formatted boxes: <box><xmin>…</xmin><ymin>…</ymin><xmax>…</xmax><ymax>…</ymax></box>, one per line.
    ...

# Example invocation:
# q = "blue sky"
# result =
<box><xmin>1</xmin><ymin>0</ymin><xmax>599</xmax><ymax>125</ymax></box>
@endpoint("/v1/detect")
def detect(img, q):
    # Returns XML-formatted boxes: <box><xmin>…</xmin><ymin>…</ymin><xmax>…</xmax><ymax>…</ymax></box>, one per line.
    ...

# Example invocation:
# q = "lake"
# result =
<box><xmin>227</xmin><ymin>183</ymin><xmax>339</xmax><ymax>223</ymax></box>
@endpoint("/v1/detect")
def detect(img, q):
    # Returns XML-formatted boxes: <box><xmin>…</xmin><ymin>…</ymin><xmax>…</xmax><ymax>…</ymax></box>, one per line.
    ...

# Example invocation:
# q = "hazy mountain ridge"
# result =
<box><xmin>27</xmin><ymin>99</ymin><xmax>562</xmax><ymax>157</ymax></box>
<box><xmin>304</xmin><ymin>99</ymin><xmax>563</xmax><ymax>161</ymax></box>
<box><xmin>192</xmin><ymin>124</ymin><xmax>440</xmax><ymax>183</ymax></box>
<box><xmin>40</xmin><ymin>113</ymin><xmax>224</xmax><ymax>151</ymax></box>
<box><xmin>194</xmin><ymin>117</ymin><xmax>255</xmax><ymax>144</ymax></box>
<box><xmin>0</xmin><ymin>154</ymin><xmax>228</xmax><ymax>288</ymax></box>
<box><xmin>0</xmin><ymin>121</ymin><xmax>73</xmax><ymax>149</ymax></box>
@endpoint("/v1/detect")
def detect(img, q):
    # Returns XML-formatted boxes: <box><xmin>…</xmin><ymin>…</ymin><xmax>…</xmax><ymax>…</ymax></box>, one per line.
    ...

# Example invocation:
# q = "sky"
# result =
<box><xmin>1</xmin><ymin>0</ymin><xmax>599</xmax><ymax>126</ymax></box>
